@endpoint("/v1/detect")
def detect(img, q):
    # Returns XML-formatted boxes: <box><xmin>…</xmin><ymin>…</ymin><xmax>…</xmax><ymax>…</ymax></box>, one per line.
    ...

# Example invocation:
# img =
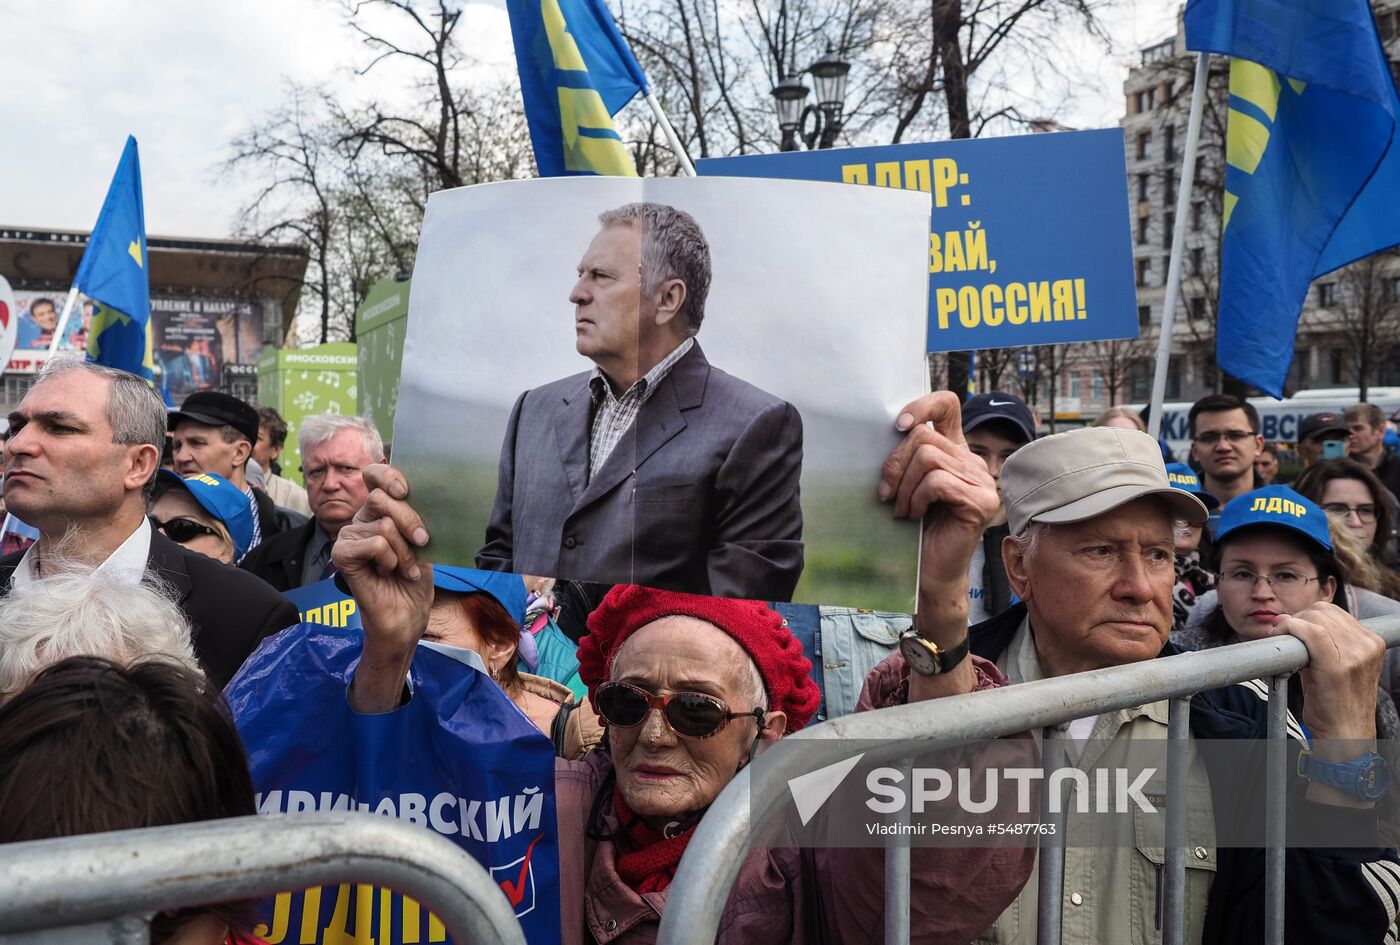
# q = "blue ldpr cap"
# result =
<box><xmin>1217</xmin><ymin>485</ymin><xmax>1333</xmax><ymax>553</ymax></box>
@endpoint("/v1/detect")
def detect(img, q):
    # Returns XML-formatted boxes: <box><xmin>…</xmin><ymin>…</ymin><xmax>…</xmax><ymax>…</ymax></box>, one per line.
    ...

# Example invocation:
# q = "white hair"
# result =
<box><xmin>1007</xmin><ymin>521</ymin><xmax>1050</xmax><ymax>561</ymax></box>
<box><xmin>0</xmin><ymin>566</ymin><xmax>199</xmax><ymax>701</ymax></box>
<box><xmin>297</xmin><ymin>414</ymin><xmax>384</xmax><ymax>463</ymax></box>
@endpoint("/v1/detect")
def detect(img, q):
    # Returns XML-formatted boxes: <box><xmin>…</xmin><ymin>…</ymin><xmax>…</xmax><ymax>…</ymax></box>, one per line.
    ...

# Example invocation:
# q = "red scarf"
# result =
<box><xmin>612</xmin><ymin>790</ymin><xmax>698</xmax><ymax>895</ymax></box>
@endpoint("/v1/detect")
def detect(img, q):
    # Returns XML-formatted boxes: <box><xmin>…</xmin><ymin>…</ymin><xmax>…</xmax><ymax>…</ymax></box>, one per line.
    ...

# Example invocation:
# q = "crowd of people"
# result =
<box><xmin>3</xmin><ymin>355</ymin><xmax>1400</xmax><ymax>944</ymax></box>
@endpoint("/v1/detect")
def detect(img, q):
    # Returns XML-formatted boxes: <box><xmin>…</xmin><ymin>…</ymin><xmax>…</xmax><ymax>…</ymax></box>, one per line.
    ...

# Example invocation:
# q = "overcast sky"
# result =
<box><xmin>2</xmin><ymin>0</ymin><xmax>1180</xmax><ymax>240</ymax></box>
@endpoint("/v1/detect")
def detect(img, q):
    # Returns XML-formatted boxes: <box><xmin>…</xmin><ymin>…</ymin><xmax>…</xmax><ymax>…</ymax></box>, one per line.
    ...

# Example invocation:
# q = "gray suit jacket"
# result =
<box><xmin>476</xmin><ymin>342</ymin><xmax>804</xmax><ymax>599</ymax></box>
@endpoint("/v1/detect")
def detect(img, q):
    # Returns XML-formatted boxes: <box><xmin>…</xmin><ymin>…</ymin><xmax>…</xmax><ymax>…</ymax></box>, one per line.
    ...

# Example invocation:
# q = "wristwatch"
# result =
<box><xmin>898</xmin><ymin>629</ymin><xmax>971</xmax><ymax>676</ymax></box>
<box><xmin>1296</xmin><ymin>750</ymin><xmax>1391</xmax><ymax>802</ymax></box>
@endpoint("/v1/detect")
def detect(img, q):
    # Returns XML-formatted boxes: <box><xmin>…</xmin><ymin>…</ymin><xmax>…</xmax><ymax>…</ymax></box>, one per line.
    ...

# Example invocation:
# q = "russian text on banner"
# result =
<box><xmin>697</xmin><ymin>129</ymin><xmax>1139</xmax><ymax>353</ymax></box>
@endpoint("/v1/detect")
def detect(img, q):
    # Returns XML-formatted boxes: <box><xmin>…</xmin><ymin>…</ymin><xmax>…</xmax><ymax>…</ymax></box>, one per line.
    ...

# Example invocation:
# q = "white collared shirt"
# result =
<box><xmin>10</xmin><ymin>517</ymin><xmax>152</xmax><ymax>591</ymax></box>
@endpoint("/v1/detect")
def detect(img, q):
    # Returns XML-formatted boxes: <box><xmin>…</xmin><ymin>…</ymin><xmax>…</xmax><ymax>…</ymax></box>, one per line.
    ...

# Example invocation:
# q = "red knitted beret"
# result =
<box><xmin>578</xmin><ymin>585</ymin><xmax>822</xmax><ymax>732</ymax></box>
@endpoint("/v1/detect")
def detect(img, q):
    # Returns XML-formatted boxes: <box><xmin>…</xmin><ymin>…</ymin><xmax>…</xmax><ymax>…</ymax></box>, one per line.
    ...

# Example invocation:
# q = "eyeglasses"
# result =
<box><xmin>1322</xmin><ymin>503</ymin><xmax>1378</xmax><ymax>524</ymax></box>
<box><xmin>1220</xmin><ymin>568</ymin><xmax>1321</xmax><ymax>591</ymax></box>
<box><xmin>1193</xmin><ymin>430</ymin><xmax>1256</xmax><ymax>445</ymax></box>
<box><xmin>151</xmin><ymin>516</ymin><xmax>222</xmax><ymax>545</ymax></box>
<box><xmin>594</xmin><ymin>681</ymin><xmax>766</xmax><ymax>740</ymax></box>
<box><xmin>301</xmin><ymin>463</ymin><xmax>363</xmax><ymax>485</ymax></box>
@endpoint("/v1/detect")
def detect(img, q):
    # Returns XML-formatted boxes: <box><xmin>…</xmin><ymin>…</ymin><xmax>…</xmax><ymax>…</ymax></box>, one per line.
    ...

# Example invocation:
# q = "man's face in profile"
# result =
<box><xmin>30</xmin><ymin>301</ymin><xmax>57</xmax><ymax>331</ymax></box>
<box><xmin>571</xmin><ymin>224</ymin><xmax>642</xmax><ymax>370</ymax></box>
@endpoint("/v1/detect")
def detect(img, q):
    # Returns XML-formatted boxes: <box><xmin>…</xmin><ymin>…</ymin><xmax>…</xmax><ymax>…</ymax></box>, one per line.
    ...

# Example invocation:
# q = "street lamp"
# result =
<box><xmin>771</xmin><ymin>49</ymin><xmax>851</xmax><ymax>151</ymax></box>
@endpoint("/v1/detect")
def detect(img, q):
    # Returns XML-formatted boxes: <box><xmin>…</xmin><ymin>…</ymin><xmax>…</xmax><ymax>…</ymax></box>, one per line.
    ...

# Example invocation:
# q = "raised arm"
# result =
<box><xmin>330</xmin><ymin>463</ymin><xmax>436</xmax><ymax>713</ymax></box>
<box><xmin>878</xmin><ymin>391</ymin><xmax>1001</xmax><ymax>701</ymax></box>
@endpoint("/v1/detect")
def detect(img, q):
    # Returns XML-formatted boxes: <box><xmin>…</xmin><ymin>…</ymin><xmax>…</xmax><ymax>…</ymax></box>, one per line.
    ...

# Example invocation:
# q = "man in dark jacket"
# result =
<box><xmin>240</xmin><ymin>414</ymin><xmax>384</xmax><ymax>593</ymax></box>
<box><xmin>1</xmin><ymin>360</ymin><xmax>297</xmax><ymax>687</ymax></box>
<box><xmin>169</xmin><ymin>390</ymin><xmax>290</xmax><ymax>554</ymax></box>
<box><xmin>968</xmin><ymin>424</ymin><xmax>1399</xmax><ymax>944</ymax></box>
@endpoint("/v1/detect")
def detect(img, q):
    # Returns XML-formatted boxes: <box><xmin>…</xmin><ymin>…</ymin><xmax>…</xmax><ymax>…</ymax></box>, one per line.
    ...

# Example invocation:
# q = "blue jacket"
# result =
<box><xmin>971</xmin><ymin>603</ymin><xmax>1400</xmax><ymax>944</ymax></box>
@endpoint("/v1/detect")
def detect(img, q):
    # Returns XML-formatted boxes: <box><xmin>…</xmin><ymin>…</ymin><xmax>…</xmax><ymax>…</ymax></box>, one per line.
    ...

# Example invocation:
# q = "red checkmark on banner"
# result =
<box><xmin>499</xmin><ymin>833</ymin><xmax>543</xmax><ymax>908</ymax></box>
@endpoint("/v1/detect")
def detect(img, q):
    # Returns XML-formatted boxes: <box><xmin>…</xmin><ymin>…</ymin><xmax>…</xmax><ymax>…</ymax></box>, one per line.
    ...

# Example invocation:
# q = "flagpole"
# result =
<box><xmin>45</xmin><ymin>286</ymin><xmax>82</xmax><ymax>359</ymax></box>
<box><xmin>644</xmin><ymin>92</ymin><xmax>697</xmax><ymax>177</ymax></box>
<box><xmin>1147</xmin><ymin>53</ymin><xmax>1211</xmax><ymax>440</ymax></box>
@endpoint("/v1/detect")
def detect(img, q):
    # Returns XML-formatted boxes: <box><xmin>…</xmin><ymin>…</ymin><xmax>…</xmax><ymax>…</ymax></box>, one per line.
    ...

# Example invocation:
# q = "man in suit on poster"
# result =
<box><xmin>477</xmin><ymin>202</ymin><xmax>805</xmax><ymax>600</ymax></box>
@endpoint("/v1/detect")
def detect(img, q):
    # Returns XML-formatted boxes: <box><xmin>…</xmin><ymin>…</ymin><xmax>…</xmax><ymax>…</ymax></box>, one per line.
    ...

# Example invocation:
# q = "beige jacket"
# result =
<box><xmin>517</xmin><ymin>672</ymin><xmax>603</xmax><ymax>760</ymax></box>
<box><xmin>264</xmin><ymin>473</ymin><xmax>311</xmax><ymax>517</ymax></box>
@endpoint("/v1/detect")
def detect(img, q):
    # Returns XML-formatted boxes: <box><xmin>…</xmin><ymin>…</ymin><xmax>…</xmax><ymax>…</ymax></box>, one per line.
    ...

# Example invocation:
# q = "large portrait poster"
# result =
<box><xmin>393</xmin><ymin>176</ymin><xmax>931</xmax><ymax>610</ymax></box>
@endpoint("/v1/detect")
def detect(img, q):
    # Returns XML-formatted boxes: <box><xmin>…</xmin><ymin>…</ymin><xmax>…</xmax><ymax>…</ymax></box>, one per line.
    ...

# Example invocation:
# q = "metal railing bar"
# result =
<box><xmin>883</xmin><ymin>761</ymin><xmax>912</xmax><ymax>945</ymax></box>
<box><xmin>0</xmin><ymin>813</ymin><xmax>526</xmax><ymax>945</ymax></box>
<box><xmin>656</xmin><ymin>616</ymin><xmax>1400</xmax><ymax>945</ymax></box>
<box><xmin>1161</xmin><ymin>695</ymin><xmax>1191</xmax><ymax>945</ymax></box>
<box><xmin>1035</xmin><ymin>726</ymin><xmax>1067</xmax><ymax>945</ymax></box>
<box><xmin>1264</xmin><ymin>673</ymin><xmax>1291</xmax><ymax>945</ymax></box>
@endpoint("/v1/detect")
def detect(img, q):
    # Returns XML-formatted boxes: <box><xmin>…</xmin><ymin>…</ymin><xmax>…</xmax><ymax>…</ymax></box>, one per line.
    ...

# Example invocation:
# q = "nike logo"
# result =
<box><xmin>988</xmin><ymin>399</ymin><xmax>1016</xmax><ymax>406</ymax></box>
<box><xmin>499</xmin><ymin>833</ymin><xmax>543</xmax><ymax>908</ymax></box>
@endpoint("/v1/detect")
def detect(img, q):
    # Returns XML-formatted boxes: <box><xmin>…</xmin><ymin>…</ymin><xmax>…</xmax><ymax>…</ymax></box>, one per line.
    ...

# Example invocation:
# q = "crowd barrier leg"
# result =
<box><xmin>884</xmin><ymin>761</ymin><xmax>912</xmax><ymax>945</ymax></box>
<box><xmin>1036</xmin><ymin>725</ymin><xmax>1068</xmax><ymax>945</ymax></box>
<box><xmin>1264</xmin><ymin>673</ymin><xmax>1291</xmax><ymax>944</ymax></box>
<box><xmin>1161</xmin><ymin>695</ymin><xmax>1192</xmax><ymax>945</ymax></box>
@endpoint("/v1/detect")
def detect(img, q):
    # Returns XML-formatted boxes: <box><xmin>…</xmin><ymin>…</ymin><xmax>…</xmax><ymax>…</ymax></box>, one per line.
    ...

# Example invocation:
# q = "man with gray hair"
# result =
<box><xmin>240</xmin><ymin>413</ymin><xmax>385</xmax><ymax>592</ymax></box>
<box><xmin>0</xmin><ymin>359</ymin><xmax>298</xmax><ymax>686</ymax></box>
<box><xmin>479</xmin><ymin>202</ymin><xmax>805</xmax><ymax>600</ymax></box>
<box><xmin>967</xmin><ymin>426</ymin><xmax>1398</xmax><ymax>943</ymax></box>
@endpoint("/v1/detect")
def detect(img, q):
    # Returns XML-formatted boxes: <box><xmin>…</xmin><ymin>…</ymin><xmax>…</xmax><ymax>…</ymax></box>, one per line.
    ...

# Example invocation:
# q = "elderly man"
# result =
<box><xmin>969</xmin><ymin>425</ymin><xmax>1398</xmax><ymax>944</ymax></box>
<box><xmin>333</xmin><ymin>391</ymin><xmax>1034</xmax><ymax>943</ymax></box>
<box><xmin>477</xmin><ymin>202</ymin><xmax>804</xmax><ymax>601</ymax></box>
<box><xmin>0</xmin><ymin>359</ymin><xmax>297</xmax><ymax>687</ymax></box>
<box><xmin>170</xmin><ymin>390</ymin><xmax>287</xmax><ymax>551</ymax></box>
<box><xmin>240</xmin><ymin>414</ymin><xmax>385</xmax><ymax>592</ymax></box>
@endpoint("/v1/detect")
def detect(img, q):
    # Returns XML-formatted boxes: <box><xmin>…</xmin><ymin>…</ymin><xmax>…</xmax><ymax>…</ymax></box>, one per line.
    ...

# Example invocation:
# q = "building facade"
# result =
<box><xmin>0</xmin><ymin>228</ymin><xmax>307</xmax><ymax>412</ymax></box>
<box><xmin>1026</xmin><ymin>1</ymin><xmax>1400</xmax><ymax>422</ymax></box>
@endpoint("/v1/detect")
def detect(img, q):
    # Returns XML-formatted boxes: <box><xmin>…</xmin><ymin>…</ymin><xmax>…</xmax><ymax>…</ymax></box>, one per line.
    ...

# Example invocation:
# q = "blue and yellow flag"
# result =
<box><xmin>505</xmin><ymin>0</ymin><xmax>646</xmax><ymax>176</ymax></box>
<box><xmin>1185</xmin><ymin>0</ymin><xmax>1400</xmax><ymax>397</ymax></box>
<box><xmin>76</xmin><ymin>135</ymin><xmax>154</xmax><ymax>380</ymax></box>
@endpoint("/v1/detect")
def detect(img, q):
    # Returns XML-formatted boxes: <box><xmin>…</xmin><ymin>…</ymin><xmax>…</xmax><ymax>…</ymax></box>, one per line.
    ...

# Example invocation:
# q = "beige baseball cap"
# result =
<box><xmin>1000</xmin><ymin>427</ymin><xmax>1209</xmax><ymax>536</ymax></box>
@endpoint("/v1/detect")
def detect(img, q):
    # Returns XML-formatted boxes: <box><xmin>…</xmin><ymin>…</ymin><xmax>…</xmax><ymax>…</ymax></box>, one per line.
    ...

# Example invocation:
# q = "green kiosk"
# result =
<box><xmin>257</xmin><ymin>342</ymin><xmax>358</xmax><ymax>486</ymax></box>
<box><xmin>354</xmin><ymin>276</ymin><xmax>410</xmax><ymax>447</ymax></box>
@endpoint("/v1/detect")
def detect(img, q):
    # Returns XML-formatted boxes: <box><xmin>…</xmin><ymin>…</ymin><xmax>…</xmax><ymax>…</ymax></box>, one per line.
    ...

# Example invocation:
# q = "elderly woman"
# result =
<box><xmin>148</xmin><ymin>469</ymin><xmax>255</xmax><ymax>565</ymax></box>
<box><xmin>340</xmin><ymin>393</ymin><xmax>1034</xmax><ymax>944</ymax></box>
<box><xmin>414</xmin><ymin>564</ymin><xmax>600</xmax><ymax>758</ymax></box>
<box><xmin>0</xmin><ymin>566</ymin><xmax>199</xmax><ymax>701</ymax></box>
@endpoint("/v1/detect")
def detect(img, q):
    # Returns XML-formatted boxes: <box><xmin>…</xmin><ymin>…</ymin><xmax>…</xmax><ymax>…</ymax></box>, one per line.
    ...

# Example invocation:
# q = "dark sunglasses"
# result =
<box><xmin>595</xmin><ymin>680</ymin><xmax>766</xmax><ymax>740</ymax></box>
<box><xmin>150</xmin><ymin>515</ymin><xmax>221</xmax><ymax>545</ymax></box>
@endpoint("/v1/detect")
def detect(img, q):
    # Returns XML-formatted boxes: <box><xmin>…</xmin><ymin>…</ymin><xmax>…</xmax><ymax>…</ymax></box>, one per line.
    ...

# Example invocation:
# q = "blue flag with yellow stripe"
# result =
<box><xmin>505</xmin><ymin>0</ymin><xmax>644</xmax><ymax>176</ymax></box>
<box><xmin>77</xmin><ymin>135</ymin><xmax>154</xmax><ymax>380</ymax></box>
<box><xmin>1185</xmin><ymin>0</ymin><xmax>1400</xmax><ymax>397</ymax></box>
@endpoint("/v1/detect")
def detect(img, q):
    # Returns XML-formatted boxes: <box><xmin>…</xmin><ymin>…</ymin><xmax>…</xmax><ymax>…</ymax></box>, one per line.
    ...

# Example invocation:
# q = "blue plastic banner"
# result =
<box><xmin>226</xmin><ymin>626</ymin><xmax>562</xmax><ymax>945</ymax></box>
<box><xmin>284</xmin><ymin>577</ymin><xmax>363</xmax><ymax>632</ymax></box>
<box><xmin>698</xmin><ymin>129</ymin><xmax>1139</xmax><ymax>352</ymax></box>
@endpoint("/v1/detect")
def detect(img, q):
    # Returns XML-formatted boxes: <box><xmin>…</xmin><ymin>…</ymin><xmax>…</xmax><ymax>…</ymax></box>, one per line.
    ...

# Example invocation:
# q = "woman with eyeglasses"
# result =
<box><xmin>1174</xmin><ymin>485</ymin><xmax>1400</xmax><ymax>841</ymax></box>
<box><xmin>147</xmin><ymin>469</ymin><xmax>255</xmax><ymax>565</ymax></box>
<box><xmin>1293</xmin><ymin>457</ymin><xmax>1400</xmax><ymax>599</ymax></box>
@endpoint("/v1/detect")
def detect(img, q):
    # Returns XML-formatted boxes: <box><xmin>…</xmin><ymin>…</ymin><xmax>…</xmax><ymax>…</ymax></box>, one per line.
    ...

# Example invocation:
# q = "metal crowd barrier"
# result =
<box><xmin>657</xmin><ymin>614</ymin><xmax>1400</xmax><ymax>945</ymax></box>
<box><xmin>0</xmin><ymin>812</ymin><xmax>527</xmax><ymax>945</ymax></box>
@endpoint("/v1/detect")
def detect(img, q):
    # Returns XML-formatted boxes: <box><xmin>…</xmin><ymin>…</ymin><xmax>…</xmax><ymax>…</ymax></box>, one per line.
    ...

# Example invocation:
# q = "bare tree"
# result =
<box><xmin>227</xmin><ymin>86</ymin><xmax>343</xmax><ymax>343</ymax></box>
<box><xmin>1334</xmin><ymin>250</ymin><xmax>1400</xmax><ymax>401</ymax></box>
<box><xmin>1079</xmin><ymin>335</ymin><xmax>1154</xmax><ymax>406</ymax></box>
